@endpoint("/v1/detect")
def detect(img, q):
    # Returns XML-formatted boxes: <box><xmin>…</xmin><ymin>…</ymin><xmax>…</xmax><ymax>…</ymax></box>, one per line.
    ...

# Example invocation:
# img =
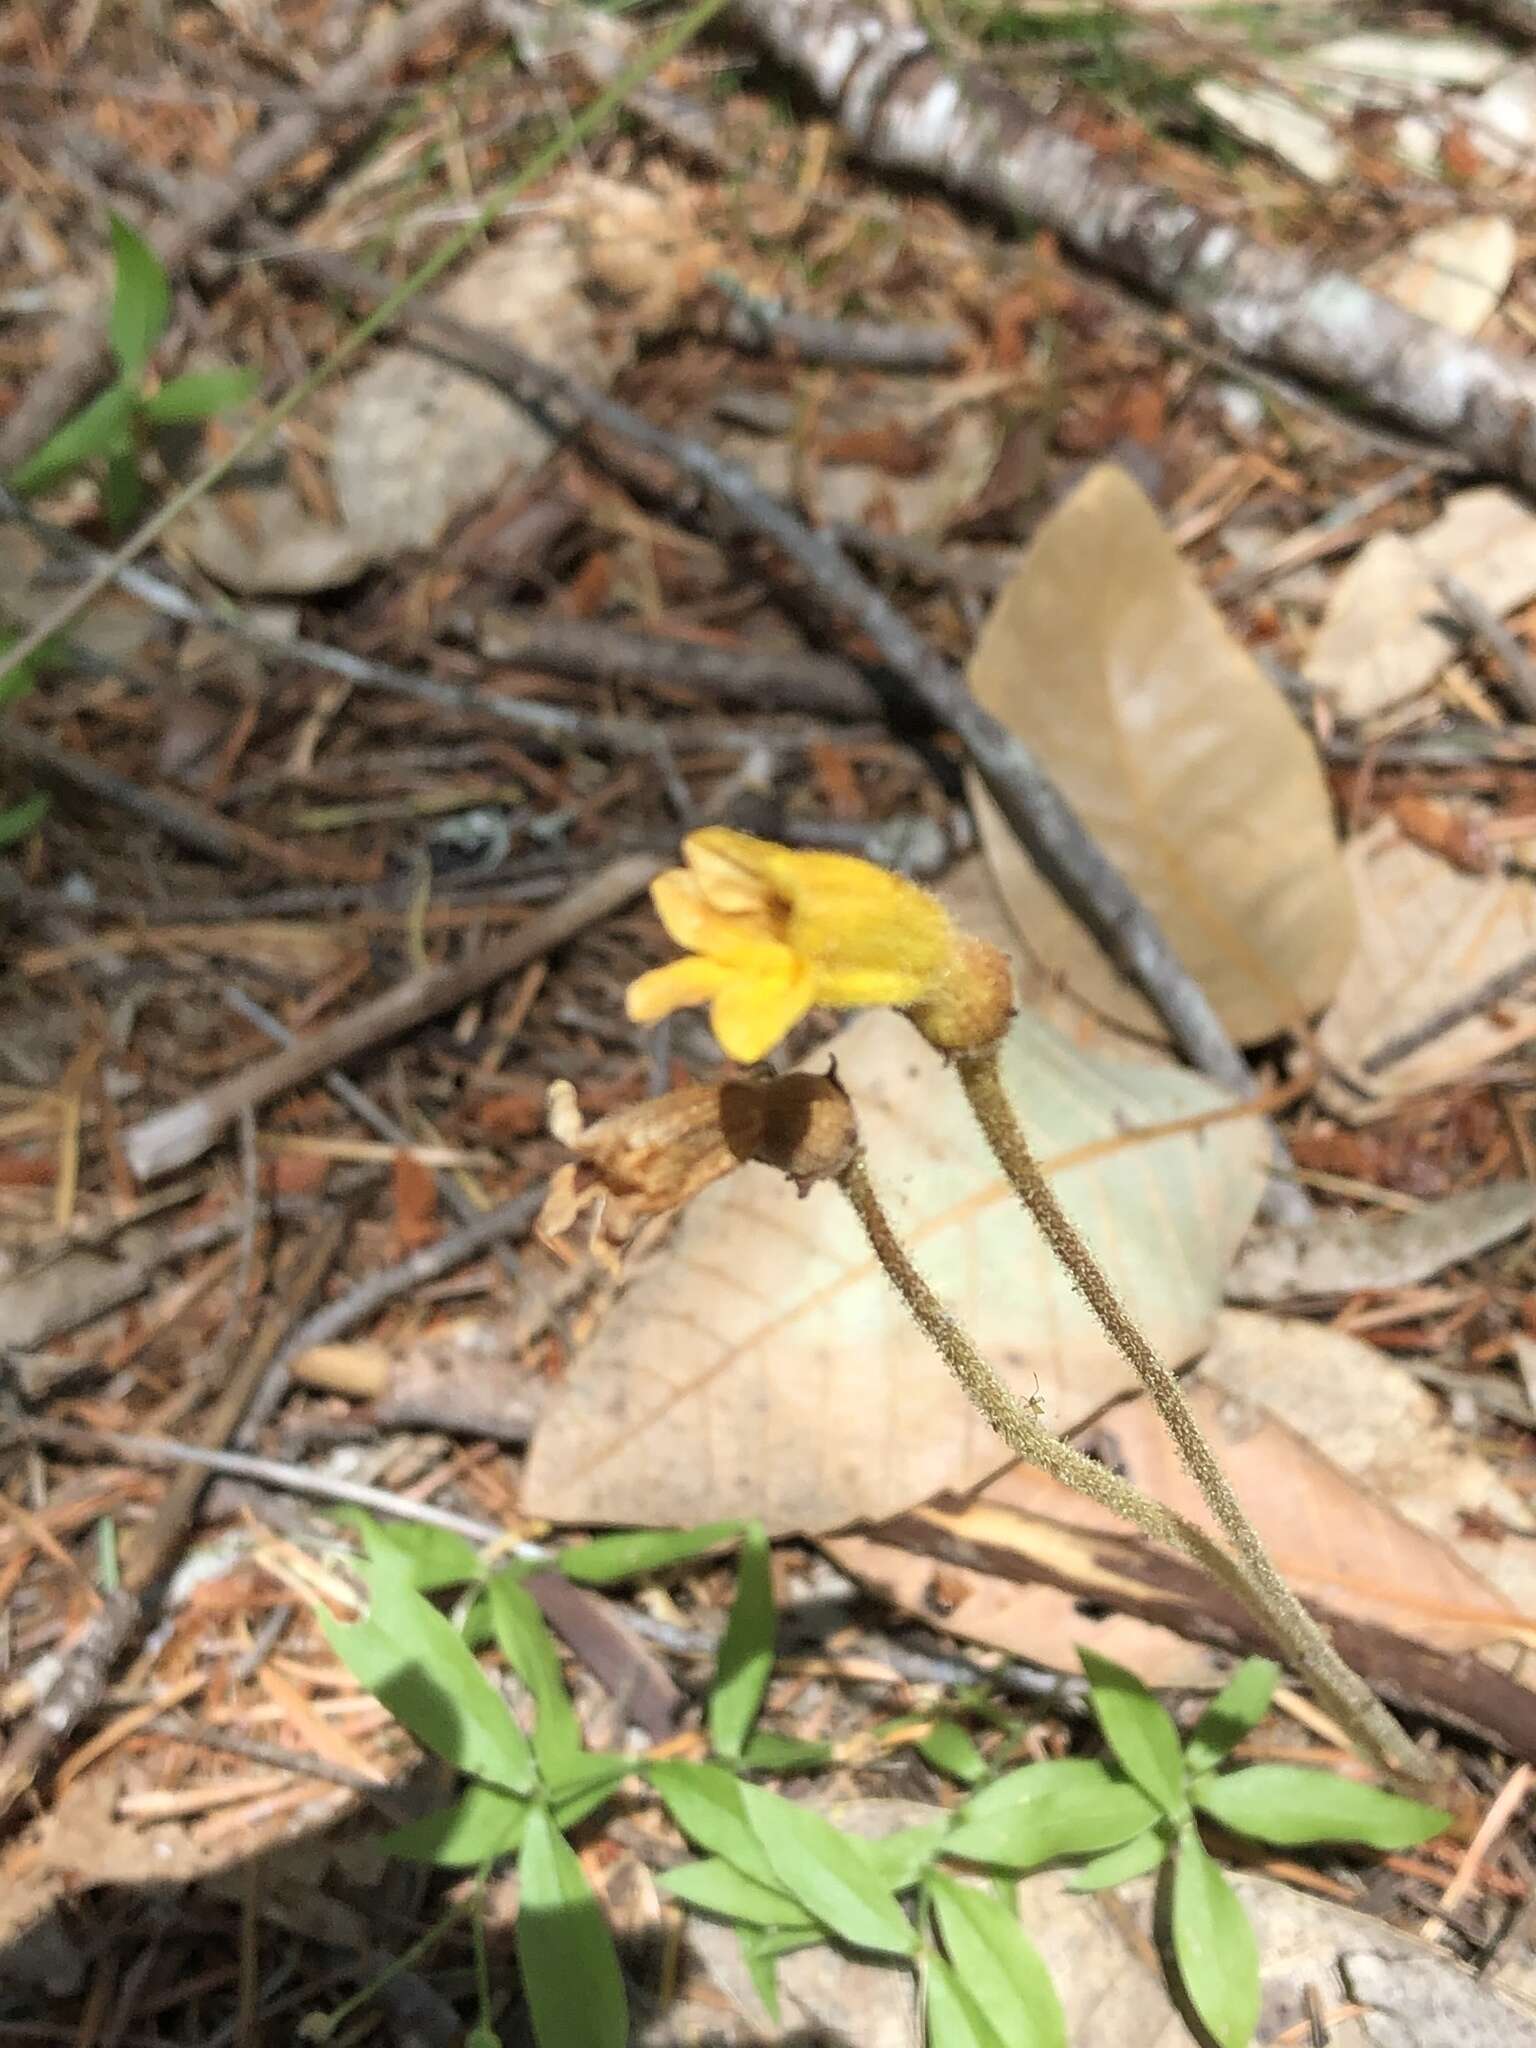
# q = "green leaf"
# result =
<box><xmin>380</xmin><ymin>1783</ymin><xmax>532</xmax><ymax>1867</ymax></box>
<box><xmin>737</xmin><ymin>1780</ymin><xmax>917</xmax><ymax>1957</ymax></box>
<box><xmin>466</xmin><ymin>2028</ymin><xmax>501</xmax><ymax>2048</ymax></box>
<box><xmin>107</xmin><ymin>213</ymin><xmax>170</xmax><ymax>378</ymax></box>
<box><xmin>543</xmin><ymin>1753</ymin><xmax>629</xmax><ymax>1810</ymax></box>
<box><xmin>740</xmin><ymin>1731</ymin><xmax>830</xmax><ymax>1771</ymax></box>
<box><xmin>0</xmin><ymin>791</ymin><xmax>48</xmax><ymax>850</ymax></box>
<box><xmin>944</xmin><ymin>1759</ymin><xmax>1158</xmax><ymax>1870</ymax></box>
<box><xmin>102</xmin><ymin>445</ymin><xmax>143</xmax><ymax>534</ymax></box>
<box><xmin>141</xmin><ymin>365</ymin><xmax>256</xmax><ymax>422</ymax></box>
<box><xmin>864</xmin><ymin>1821</ymin><xmax>950</xmax><ymax>1893</ymax></box>
<box><xmin>709</xmin><ymin>1521</ymin><xmax>774</xmax><ymax>1761</ymax></box>
<box><xmin>1193</xmin><ymin>1765</ymin><xmax>1450</xmax><ymax>1850</ymax></box>
<box><xmin>1079</xmin><ymin>1649</ymin><xmax>1186</xmax><ymax>1816</ymax></box>
<box><xmin>647</xmin><ymin>1760</ymin><xmax>778</xmax><ymax>1889</ymax></box>
<box><xmin>1171</xmin><ymin>1826</ymin><xmax>1260</xmax><ymax>2048</ymax></box>
<box><xmin>486</xmin><ymin>1570</ymin><xmax>582</xmax><ymax>1778</ymax></box>
<box><xmin>516</xmin><ymin>1806</ymin><xmax>628</xmax><ymax>2048</ymax></box>
<box><xmin>1067</xmin><ymin>1828</ymin><xmax>1166</xmax><ymax>1892</ymax></box>
<box><xmin>339</xmin><ymin>1510</ymin><xmax>484</xmax><ymax>1592</ymax></box>
<box><xmin>1184</xmin><ymin>1661</ymin><xmax>1280</xmax><ymax>1777</ymax></box>
<box><xmin>10</xmin><ymin>383</ymin><xmax>137</xmax><ymax>495</ymax></box>
<box><xmin>924</xmin><ymin>1951</ymin><xmax>1010</xmax><ymax>2048</ymax></box>
<box><xmin>559</xmin><ymin>1521</ymin><xmax>742</xmax><ymax>1585</ymax></box>
<box><xmin>927</xmin><ymin>1872</ymin><xmax>1066</xmax><ymax>2048</ymax></box>
<box><xmin>660</xmin><ymin>1858</ymin><xmax>816</xmax><ymax>1930</ymax></box>
<box><xmin>319</xmin><ymin>1573</ymin><xmax>534</xmax><ymax>1793</ymax></box>
<box><xmin>918</xmin><ymin>1722</ymin><xmax>989</xmax><ymax>1786</ymax></box>
<box><xmin>736</xmin><ymin>1926</ymin><xmax>790</xmax><ymax>2024</ymax></box>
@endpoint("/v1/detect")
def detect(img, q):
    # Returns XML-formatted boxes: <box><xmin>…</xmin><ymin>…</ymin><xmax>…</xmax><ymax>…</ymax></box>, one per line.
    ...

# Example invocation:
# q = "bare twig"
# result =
<box><xmin>0</xmin><ymin>0</ymin><xmax>478</xmax><ymax>471</ymax></box>
<box><xmin>1361</xmin><ymin>946</ymin><xmax>1536</xmax><ymax>1076</ymax></box>
<box><xmin>1434</xmin><ymin>572</ymin><xmax>1536</xmax><ymax>723</ymax></box>
<box><xmin>23</xmin><ymin>1417</ymin><xmax>514</xmax><ymax>1547</ymax></box>
<box><xmin>273</xmin><ymin>1185</ymin><xmax>548</xmax><ymax>1362</ymax></box>
<box><xmin>122</xmin><ymin>854</ymin><xmax>658</xmax><ymax>1180</ymax></box>
<box><xmin>710</xmin><ymin>282</ymin><xmax>968</xmax><ymax>370</ymax></box>
<box><xmin>237</xmin><ymin>1183</ymin><xmax>548</xmax><ymax>1447</ymax></box>
<box><xmin>290</xmin><ymin>257</ymin><xmax>1278</xmax><ymax>1133</ymax></box>
<box><xmin>121</xmin><ymin>1207</ymin><xmax>353</xmax><ymax>1594</ymax></box>
<box><xmin>734</xmin><ymin>0</ymin><xmax>1536</xmax><ymax>490</ymax></box>
<box><xmin>223</xmin><ymin>984</ymin><xmax>521</xmax><ymax>1289</ymax></box>
<box><xmin>0</xmin><ymin>1212</ymin><xmax>349</xmax><ymax>1819</ymax></box>
<box><xmin>5</xmin><ymin>499</ymin><xmax>836</xmax><ymax>757</ymax></box>
<box><xmin>477</xmin><ymin>613</ymin><xmax>884</xmax><ymax>720</ymax></box>
<box><xmin>0</xmin><ymin>723</ymin><xmax>250</xmax><ymax>865</ymax></box>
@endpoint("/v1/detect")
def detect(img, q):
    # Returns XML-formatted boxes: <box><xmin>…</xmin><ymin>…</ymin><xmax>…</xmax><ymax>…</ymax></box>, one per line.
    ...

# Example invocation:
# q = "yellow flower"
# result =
<box><xmin>625</xmin><ymin>828</ymin><xmax>1010</xmax><ymax>1062</ymax></box>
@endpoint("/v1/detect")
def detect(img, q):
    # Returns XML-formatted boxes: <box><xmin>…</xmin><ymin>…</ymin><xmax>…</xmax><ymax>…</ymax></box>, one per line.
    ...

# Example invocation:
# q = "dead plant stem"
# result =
<box><xmin>951</xmin><ymin>1046</ymin><xmax>1430</xmax><ymax>1783</ymax></box>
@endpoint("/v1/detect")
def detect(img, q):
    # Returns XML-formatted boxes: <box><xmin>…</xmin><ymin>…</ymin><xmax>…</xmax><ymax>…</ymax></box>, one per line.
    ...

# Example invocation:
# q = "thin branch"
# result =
<box><xmin>121</xmin><ymin>854</ymin><xmax>658</xmax><ymax>1180</ymax></box>
<box><xmin>22</xmin><ymin>1418</ymin><xmax>513</xmax><ymax>1547</ymax></box>
<box><xmin>223</xmin><ymin>984</ymin><xmax>522</xmax><ymax>1289</ymax></box>
<box><xmin>289</xmin><ymin>254</ymin><xmax>1282</xmax><ymax>1147</ymax></box>
<box><xmin>734</xmin><ymin>0</ymin><xmax>1536</xmax><ymax>490</ymax></box>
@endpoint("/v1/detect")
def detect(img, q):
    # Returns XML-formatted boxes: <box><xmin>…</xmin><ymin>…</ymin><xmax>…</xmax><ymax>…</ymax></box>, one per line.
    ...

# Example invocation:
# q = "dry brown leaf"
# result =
<box><xmin>1316</xmin><ymin>815</ymin><xmax>1536</xmax><ymax>1114</ymax></box>
<box><xmin>1305</xmin><ymin>488</ymin><xmax>1536</xmax><ymax>720</ymax></box>
<box><xmin>833</xmin><ymin>1309</ymin><xmax>1536</xmax><ymax>1686</ymax></box>
<box><xmin>1368</xmin><ymin>215</ymin><xmax>1516</xmax><ymax>335</ymax></box>
<box><xmin>828</xmin><ymin>1513</ymin><xmax>1224</xmax><ymax>1689</ymax></box>
<box><xmin>966</xmin><ymin>463</ymin><xmax>1354</xmax><ymax>1045</ymax></box>
<box><xmin>1198</xmin><ymin>1311</ymin><xmax>1536</xmax><ymax>1629</ymax></box>
<box><xmin>523</xmin><ymin>1005</ymin><xmax>1264</xmax><ymax>1536</ymax></box>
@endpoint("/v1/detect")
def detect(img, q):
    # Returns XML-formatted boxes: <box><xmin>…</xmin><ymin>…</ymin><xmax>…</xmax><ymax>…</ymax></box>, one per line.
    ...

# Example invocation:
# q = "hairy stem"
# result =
<box><xmin>950</xmin><ymin>1046</ymin><xmax>1430</xmax><ymax>1783</ymax></box>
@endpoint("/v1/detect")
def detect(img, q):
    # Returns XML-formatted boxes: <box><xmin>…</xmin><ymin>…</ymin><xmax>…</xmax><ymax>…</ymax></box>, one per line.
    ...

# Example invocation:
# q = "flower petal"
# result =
<box><xmin>683</xmin><ymin>828</ymin><xmax>782</xmax><ymax>918</ymax></box>
<box><xmin>625</xmin><ymin>955</ymin><xmax>732</xmax><ymax>1024</ymax></box>
<box><xmin>709</xmin><ymin>962</ymin><xmax>816</xmax><ymax>1063</ymax></box>
<box><xmin>653</xmin><ymin>869</ymin><xmax>793</xmax><ymax>970</ymax></box>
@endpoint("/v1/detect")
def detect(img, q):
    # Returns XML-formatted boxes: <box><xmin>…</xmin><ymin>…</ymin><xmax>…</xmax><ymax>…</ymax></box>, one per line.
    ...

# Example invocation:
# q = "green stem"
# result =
<box><xmin>949</xmin><ymin>1044</ymin><xmax>1430</xmax><ymax>1784</ymax></box>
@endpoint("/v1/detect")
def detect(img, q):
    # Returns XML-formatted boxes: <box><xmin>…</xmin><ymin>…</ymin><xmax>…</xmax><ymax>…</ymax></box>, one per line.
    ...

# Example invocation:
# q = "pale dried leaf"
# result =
<box><xmin>178</xmin><ymin>485</ymin><xmax>378</xmax><ymax>596</ymax></box>
<box><xmin>523</xmin><ymin>1006</ymin><xmax>1265</xmax><ymax>1536</ymax></box>
<box><xmin>1194</xmin><ymin>80</ymin><xmax>1346</xmax><ymax>184</ymax></box>
<box><xmin>1461</xmin><ymin>60</ymin><xmax>1536</xmax><ymax>170</ymax></box>
<box><xmin>1306</xmin><ymin>488</ymin><xmax>1536</xmax><ymax>719</ymax></box>
<box><xmin>331</xmin><ymin>223</ymin><xmax>618</xmax><ymax>554</ymax></box>
<box><xmin>1018</xmin><ymin>1867</ymin><xmax>1536</xmax><ymax>2048</ymax></box>
<box><xmin>1227</xmin><ymin>1182</ymin><xmax>1536</xmax><ymax>1303</ymax></box>
<box><xmin>1368</xmin><ymin>216</ymin><xmax>1515</xmax><ymax>337</ymax></box>
<box><xmin>967</xmin><ymin>463</ymin><xmax>1354</xmax><ymax>1044</ymax></box>
<box><xmin>1316</xmin><ymin>816</ymin><xmax>1536</xmax><ymax>1113</ymax></box>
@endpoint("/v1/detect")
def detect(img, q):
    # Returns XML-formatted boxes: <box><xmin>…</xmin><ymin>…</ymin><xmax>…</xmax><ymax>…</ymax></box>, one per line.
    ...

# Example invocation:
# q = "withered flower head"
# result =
<box><xmin>539</xmin><ymin>1069</ymin><xmax>860</xmax><ymax>1266</ymax></box>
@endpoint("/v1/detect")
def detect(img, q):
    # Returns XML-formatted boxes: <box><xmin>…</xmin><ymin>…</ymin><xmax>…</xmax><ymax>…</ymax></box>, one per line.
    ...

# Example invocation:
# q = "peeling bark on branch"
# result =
<box><xmin>736</xmin><ymin>0</ymin><xmax>1536</xmax><ymax>492</ymax></box>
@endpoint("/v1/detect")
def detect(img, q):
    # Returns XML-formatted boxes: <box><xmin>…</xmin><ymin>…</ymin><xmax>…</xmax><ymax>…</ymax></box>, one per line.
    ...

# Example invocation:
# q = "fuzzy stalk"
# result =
<box><xmin>949</xmin><ymin>1045</ymin><xmax>1430</xmax><ymax>1783</ymax></box>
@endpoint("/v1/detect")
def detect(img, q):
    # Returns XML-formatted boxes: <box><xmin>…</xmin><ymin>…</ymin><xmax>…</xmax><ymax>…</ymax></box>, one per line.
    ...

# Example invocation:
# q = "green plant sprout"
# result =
<box><xmin>318</xmin><ymin>1509</ymin><xmax>1447</xmax><ymax>2048</ymax></box>
<box><xmin>0</xmin><ymin>629</ymin><xmax>61</xmax><ymax>850</ymax></box>
<box><xmin>8</xmin><ymin>216</ymin><xmax>254</xmax><ymax>528</ymax></box>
